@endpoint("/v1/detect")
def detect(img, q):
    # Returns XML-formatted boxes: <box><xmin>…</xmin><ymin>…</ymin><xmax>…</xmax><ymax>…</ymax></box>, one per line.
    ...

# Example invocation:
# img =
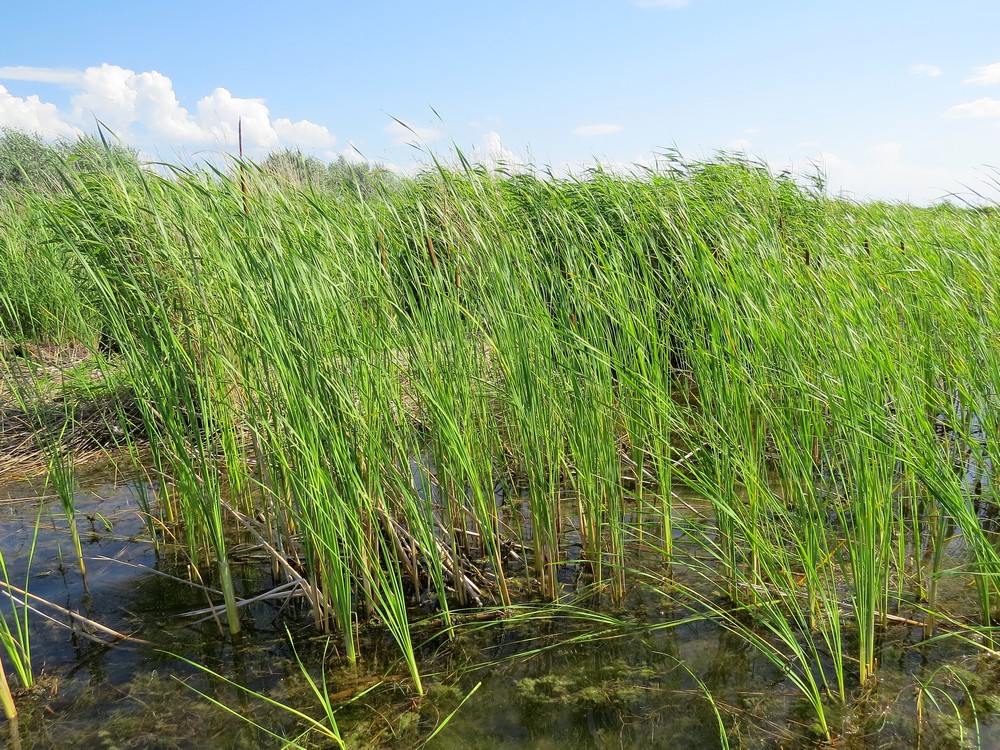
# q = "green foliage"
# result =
<box><xmin>2</xmin><ymin>136</ymin><xmax>1000</xmax><ymax>744</ymax></box>
<box><xmin>259</xmin><ymin>147</ymin><xmax>397</xmax><ymax>196</ymax></box>
<box><xmin>0</xmin><ymin>129</ymin><xmax>60</xmax><ymax>192</ymax></box>
<box><xmin>0</xmin><ymin>128</ymin><xmax>139</xmax><ymax>195</ymax></box>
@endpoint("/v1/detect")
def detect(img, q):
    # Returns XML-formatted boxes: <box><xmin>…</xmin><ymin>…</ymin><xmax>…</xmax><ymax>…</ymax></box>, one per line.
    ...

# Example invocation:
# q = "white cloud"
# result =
<box><xmin>470</xmin><ymin>131</ymin><xmax>528</xmax><ymax>171</ymax></box>
<box><xmin>572</xmin><ymin>123</ymin><xmax>623</xmax><ymax>137</ymax></box>
<box><xmin>726</xmin><ymin>137</ymin><xmax>751</xmax><ymax>151</ymax></box>
<box><xmin>383</xmin><ymin>120</ymin><xmax>444</xmax><ymax>146</ymax></box>
<box><xmin>944</xmin><ymin>97</ymin><xmax>1000</xmax><ymax>119</ymax></box>
<box><xmin>965</xmin><ymin>62</ymin><xmax>1000</xmax><ymax>86</ymax></box>
<box><xmin>0</xmin><ymin>66</ymin><xmax>83</xmax><ymax>85</ymax></box>
<box><xmin>815</xmin><ymin>142</ymin><xmax>977</xmax><ymax>205</ymax></box>
<box><xmin>634</xmin><ymin>0</ymin><xmax>691</xmax><ymax>7</ymax></box>
<box><xmin>0</xmin><ymin>84</ymin><xmax>80</xmax><ymax>136</ymax></box>
<box><xmin>71</xmin><ymin>64</ymin><xmax>140</xmax><ymax>132</ymax></box>
<box><xmin>909</xmin><ymin>64</ymin><xmax>942</xmax><ymax>78</ymax></box>
<box><xmin>59</xmin><ymin>65</ymin><xmax>202</xmax><ymax>141</ymax></box>
<box><xmin>195</xmin><ymin>87</ymin><xmax>279</xmax><ymax>150</ymax></box>
<box><xmin>132</xmin><ymin>70</ymin><xmax>203</xmax><ymax>142</ymax></box>
<box><xmin>274</xmin><ymin>118</ymin><xmax>336</xmax><ymax>149</ymax></box>
<box><xmin>0</xmin><ymin>63</ymin><xmax>338</xmax><ymax>154</ymax></box>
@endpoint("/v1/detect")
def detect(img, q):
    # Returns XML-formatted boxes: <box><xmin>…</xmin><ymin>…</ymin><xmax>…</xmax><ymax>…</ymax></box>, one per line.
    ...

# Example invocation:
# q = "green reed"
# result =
<box><xmin>5</xmin><ymin>136</ymin><xmax>1000</xmax><ymax>743</ymax></box>
<box><xmin>0</xmin><ymin>526</ymin><xmax>38</xmax><ymax>720</ymax></box>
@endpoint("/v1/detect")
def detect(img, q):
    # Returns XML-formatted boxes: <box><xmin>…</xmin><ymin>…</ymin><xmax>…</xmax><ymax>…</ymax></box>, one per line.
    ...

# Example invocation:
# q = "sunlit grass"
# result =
<box><xmin>2</xmin><ymin>137</ymin><xmax>1000</xmax><ymax>743</ymax></box>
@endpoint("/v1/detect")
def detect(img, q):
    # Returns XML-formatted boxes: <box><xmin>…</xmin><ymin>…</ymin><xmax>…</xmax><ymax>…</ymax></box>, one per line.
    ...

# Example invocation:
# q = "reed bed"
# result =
<box><xmin>2</xmin><ymin>141</ymin><xmax>1000</xmax><ymax>743</ymax></box>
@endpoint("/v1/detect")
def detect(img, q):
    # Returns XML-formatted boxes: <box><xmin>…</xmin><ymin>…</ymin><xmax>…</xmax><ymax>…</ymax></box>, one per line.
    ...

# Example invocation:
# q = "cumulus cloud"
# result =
<box><xmin>0</xmin><ymin>63</ymin><xmax>337</xmax><ymax>154</ymax></box>
<box><xmin>909</xmin><ymin>64</ymin><xmax>942</xmax><ymax>78</ymax></box>
<box><xmin>130</xmin><ymin>70</ymin><xmax>203</xmax><ymax>142</ymax></box>
<box><xmin>274</xmin><ymin>118</ymin><xmax>336</xmax><ymax>149</ymax></box>
<box><xmin>944</xmin><ymin>97</ymin><xmax>1000</xmax><ymax>119</ymax></box>
<box><xmin>0</xmin><ymin>85</ymin><xmax>80</xmax><ymax>136</ymax></box>
<box><xmin>572</xmin><ymin>123</ymin><xmax>623</xmax><ymax>137</ymax></box>
<box><xmin>965</xmin><ymin>62</ymin><xmax>1000</xmax><ymax>86</ymax></box>
<box><xmin>195</xmin><ymin>87</ymin><xmax>279</xmax><ymax>150</ymax></box>
<box><xmin>71</xmin><ymin>64</ymin><xmax>141</xmax><ymax>132</ymax></box>
<box><xmin>383</xmin><ymin>120</ymin><xmax>444</xmax><ymax>147</ymax></box>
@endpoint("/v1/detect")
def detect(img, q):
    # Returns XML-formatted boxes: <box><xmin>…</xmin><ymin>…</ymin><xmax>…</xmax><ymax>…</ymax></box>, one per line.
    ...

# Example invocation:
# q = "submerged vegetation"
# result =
<box><xmin>2</xmin><ymin>128</ymin><xmax>1000</xmax><ymax>746</ymax></box>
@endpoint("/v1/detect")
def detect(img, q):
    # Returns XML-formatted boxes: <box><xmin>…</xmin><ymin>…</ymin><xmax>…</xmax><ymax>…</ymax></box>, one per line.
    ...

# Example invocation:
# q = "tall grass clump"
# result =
<box><xmin>5</xmin><ymin>132</ymin><xmax>1000</xmax><ymax>742</ymax></box>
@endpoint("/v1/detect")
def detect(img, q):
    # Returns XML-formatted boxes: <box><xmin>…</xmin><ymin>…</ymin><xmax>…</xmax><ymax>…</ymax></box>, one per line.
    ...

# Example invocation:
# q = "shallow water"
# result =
<box><xmin>0</xmin><ymin>467</ymin><xmax>304</xmax><ymax>749</ymax></box>
<box><xmin>2</xmin><ymin>467</ymin><xmax>999</xmax><ymax>749</ymax></box>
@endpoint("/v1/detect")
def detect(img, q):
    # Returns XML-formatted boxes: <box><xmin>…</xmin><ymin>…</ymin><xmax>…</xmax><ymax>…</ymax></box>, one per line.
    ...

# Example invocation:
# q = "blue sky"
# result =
<box><xmin>2</xmin><ymin>1</ymin><xmax>999</xmax><ymax>203</ymax></box>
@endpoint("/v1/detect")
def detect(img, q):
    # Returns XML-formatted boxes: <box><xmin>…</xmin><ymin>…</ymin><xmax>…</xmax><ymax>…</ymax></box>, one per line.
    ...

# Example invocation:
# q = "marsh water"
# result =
<box><xmin>2</xmin><ymin>464</ymin><xmax>999</xmax><ymax>749</ymax></box>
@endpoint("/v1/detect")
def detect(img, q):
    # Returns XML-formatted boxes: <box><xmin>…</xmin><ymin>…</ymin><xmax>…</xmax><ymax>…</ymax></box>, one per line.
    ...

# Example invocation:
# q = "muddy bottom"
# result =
<box><xmin>2</xmin><ymin>468</ymin><xmax>999</xmax><ymax>749</ymax></box>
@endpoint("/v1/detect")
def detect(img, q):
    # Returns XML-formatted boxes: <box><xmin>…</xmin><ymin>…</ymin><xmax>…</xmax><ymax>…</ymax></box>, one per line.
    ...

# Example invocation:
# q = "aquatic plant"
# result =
<box><xmin>2</xmin><ymin>134</ymin><xmax>1000</xmax><ymax>744</ymax></box>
